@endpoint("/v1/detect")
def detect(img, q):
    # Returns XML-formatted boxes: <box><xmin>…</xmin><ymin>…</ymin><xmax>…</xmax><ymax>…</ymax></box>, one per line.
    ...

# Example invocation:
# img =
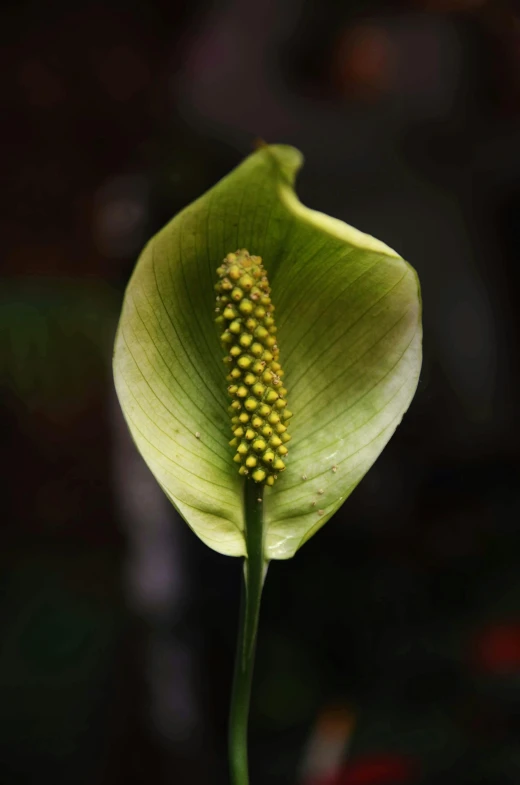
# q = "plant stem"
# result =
<box><xmin>228</xmin><ymin>481</ymin><xmax>267</xmax><ymax>785</ymax></box>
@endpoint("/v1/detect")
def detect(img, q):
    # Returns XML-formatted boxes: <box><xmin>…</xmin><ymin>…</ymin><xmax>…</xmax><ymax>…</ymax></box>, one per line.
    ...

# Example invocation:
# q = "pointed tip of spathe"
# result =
<box><xmin>250</xmin><ymin>143</ymin><xmax>304</xmax><ymax>186</ymax></box>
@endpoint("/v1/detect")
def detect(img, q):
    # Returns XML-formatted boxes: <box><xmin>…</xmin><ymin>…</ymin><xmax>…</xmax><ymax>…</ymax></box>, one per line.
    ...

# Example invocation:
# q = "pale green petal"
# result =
<box><xmin>113</xmin><ymin>144</ymin><xmax>422</xmax><ymax>559</ymax></box>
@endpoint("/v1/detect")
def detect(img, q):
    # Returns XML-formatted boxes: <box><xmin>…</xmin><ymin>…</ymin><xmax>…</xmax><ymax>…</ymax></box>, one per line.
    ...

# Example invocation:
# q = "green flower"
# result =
<box><xmin>113</xmin><ymin>144</ymin><xmax>422</xmax><ymax>561</ymax></box>
<box><xmin>113</xmin><ymin>143</ymin><xmax>422</xmax><ymax>784</ymax></box>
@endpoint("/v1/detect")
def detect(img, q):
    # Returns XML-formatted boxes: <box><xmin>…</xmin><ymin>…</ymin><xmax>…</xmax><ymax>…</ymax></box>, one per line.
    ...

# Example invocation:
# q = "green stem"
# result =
<box><xmin>228</xmin><ymin>481</ymin><xmax>268</xmax><ymax>785</ymax></box>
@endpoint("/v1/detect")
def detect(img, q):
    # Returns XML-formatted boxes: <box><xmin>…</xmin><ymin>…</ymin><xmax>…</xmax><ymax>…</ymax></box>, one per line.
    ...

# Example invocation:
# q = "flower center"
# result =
<box><xmin>215</xmin><ymin>249</ymin><xmax>292</xmax><ymax>485</ymax></box>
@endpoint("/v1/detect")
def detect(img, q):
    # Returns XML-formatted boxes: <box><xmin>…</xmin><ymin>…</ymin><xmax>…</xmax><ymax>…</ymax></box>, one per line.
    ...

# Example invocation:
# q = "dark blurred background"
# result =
<box><xmin>2</xmin><ymin>0</ymin><xmax>520</xmax><ymax>783</ymax></box>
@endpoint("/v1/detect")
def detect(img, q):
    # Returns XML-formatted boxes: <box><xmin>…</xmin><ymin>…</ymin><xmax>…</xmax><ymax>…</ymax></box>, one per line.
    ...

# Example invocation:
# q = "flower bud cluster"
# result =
<box><xmin>215</xmin><ymin>250</ymin><xmax>292</xmax><ymax>485</ymax></box>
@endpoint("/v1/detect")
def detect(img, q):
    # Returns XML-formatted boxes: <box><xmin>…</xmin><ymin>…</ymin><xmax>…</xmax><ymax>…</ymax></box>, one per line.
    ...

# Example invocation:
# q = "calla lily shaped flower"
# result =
<box><xmin>114</xmin><ymin>144</ymin><xmax>422</xmax><ymax>560</ymax></box>
<box><xmin>113</xmin><ymin>144</ymin><xmax>422</xmax><ymax>784</ymax></box>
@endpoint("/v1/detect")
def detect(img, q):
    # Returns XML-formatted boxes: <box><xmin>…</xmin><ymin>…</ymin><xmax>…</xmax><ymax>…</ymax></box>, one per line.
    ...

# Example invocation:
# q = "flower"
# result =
<box><xmin>113</xmin><ymin>144</ymin><xmax>421</xmax><ymax>560</ymax></box>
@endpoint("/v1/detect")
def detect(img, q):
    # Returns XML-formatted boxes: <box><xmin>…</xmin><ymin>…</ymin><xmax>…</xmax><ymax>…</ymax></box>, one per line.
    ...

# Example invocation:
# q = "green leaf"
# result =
<box><xmin>113</xmin><ymin>144</ymin><xmax>422</xmax><ymax>559</ymax></box>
